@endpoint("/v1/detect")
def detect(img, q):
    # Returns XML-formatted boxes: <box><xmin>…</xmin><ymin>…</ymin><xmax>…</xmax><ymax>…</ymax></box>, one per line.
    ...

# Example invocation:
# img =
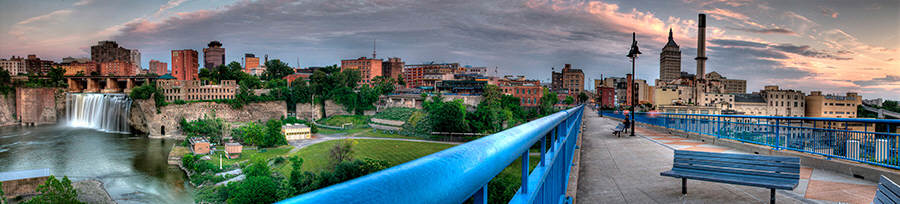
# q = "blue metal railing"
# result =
<box><xmin>279</xmin><ymin>105</ymin><xmax>584</xmax><ymax>204</ymax></box>
<box><xmin>601</xmin><ymin>110</ymin><xmax>900</xmax><ymax>170</ymax></box>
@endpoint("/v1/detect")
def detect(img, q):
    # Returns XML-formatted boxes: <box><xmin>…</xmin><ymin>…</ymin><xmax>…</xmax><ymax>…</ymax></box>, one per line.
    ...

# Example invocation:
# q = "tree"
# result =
<box><xmin>263</xmin><ymin>59</ymin><xmax>294</xmax><ymax>80</ymax></box>
<box><xmin>578</xmin><ymin>92</ymin><xmax>588</xmax><ymax>104</ymax></box>
<box><xmin>24</xmin><ymin>175</ymin><xmax>83</xmax><ymax>204</ymax></box>
<box><xmin>47</xmin><ymin>66</ymin><xmax>66</xmax><ymax>87</ymax></box>
<box><xmin>180</xmin><ymin>117</ymin><xmax>226</xmax><ymax>144</ymax></box>
<box><xmin>227</xmin><ymin>174</ymin><xmax>279</xmax><ymax>204</ymax></box>
<box><xmin>539</xmin><ymin>88</ymin><xmax>559</xmax><ymax>115</ymax></box>
<box><xmin>0</xmin><ymin>69</ymin><xmax>12</xmax><ymax>95</ymax></box>
<box><xmin>243</xmin><ymin>159</ymin><xmax>271</xmax><ymax>177</ymax></box>
<box><xmin>429</xmin><ymin>99</ymin><xmax>469</xmax><ymax>133</ymax></box>
<box><xmin>263</xmin><ymin>119</ymin><xmax>288</xmax><ymax>147</ymax></box>
<box><xmin>371</xmin><ymin>76</ymin><xmax>396</xmax><ymax>94</ymax></box>
<box><xmin>564</xmin><ymin>96</ymin><xmax>574</xmax><ymax>105</ymax></box>
<box><xmin>1</xmin><ymin>181</ymin><xmax>5</xmax><ymax>204</ymax></box>
<box><xmin>232</xmin><ymin>122</ymin><xmax>266</xmax><ymax>146</ymax></box>
<box><xmin>329</xmin><ymin>139</ymin><xmax>356</xmax><ymax>167</ymax></box>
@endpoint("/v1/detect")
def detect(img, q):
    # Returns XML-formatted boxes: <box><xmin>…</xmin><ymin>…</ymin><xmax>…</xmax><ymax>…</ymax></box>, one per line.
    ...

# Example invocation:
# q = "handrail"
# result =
<box><xmin>279</xmin><ymin>105</ymin><xmax>584</xmax><ymax>204</ymax></box>
<box><xmin>625</xmin><ymin>111</ymin><xmax>900</xmax><ymax>123</ymax></box>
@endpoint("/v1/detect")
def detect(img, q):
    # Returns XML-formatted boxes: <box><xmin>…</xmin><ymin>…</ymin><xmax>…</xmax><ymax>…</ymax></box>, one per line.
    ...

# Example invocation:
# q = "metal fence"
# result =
<box><xmin>278</xmin><ymin>105</ymin><xmax>584</xmax><ymax>204</ymax></box>
<box><xmin>601</xmin><ymin>110</ymin><xmax>900</xmax><ymax>170</ymax></box>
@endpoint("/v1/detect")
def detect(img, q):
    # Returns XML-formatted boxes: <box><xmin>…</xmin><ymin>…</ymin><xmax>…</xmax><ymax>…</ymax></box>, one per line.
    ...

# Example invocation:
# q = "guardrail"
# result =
<box><xmin>601</xmin><ymin>110</ymin><xmax>900</xmax><ymax>170</ymax></box>
<box><xmin>279</xmin><ymin>105</ymin><xmax>584</xmax><ymax>204</ymax></box>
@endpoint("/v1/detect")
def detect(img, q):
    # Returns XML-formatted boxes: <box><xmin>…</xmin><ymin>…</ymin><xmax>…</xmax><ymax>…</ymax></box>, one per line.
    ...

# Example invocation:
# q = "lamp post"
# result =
<box><xmin>627</xmin><ymin>32</ymin><xmax>641</xmax><ymax>136</ymax></box>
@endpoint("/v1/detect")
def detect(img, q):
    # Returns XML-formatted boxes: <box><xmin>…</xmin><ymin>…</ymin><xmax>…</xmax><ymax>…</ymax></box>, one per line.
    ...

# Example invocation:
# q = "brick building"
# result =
<box><xmin>171</xmin><ymin>49</ymin><xmax>199</xmax><ymax>80</ymax></box>
<box><xmin>61</xmin><ymin>62</ymin><xmax>98</xmax><ymax>76</ymax></box>
<box><xmin>157</xmin><ymin>79</ymin><xmax>237</xmax><ymax>102</ymax></box>
<box><xmin>341</xmin><ymin>57</ymin><xmax>382</xmax><ymax>85</ymax></box>
<box><xmin>91</xmin><ymin>41</ymin><xmax>132</xmax><ymax>63</ymax></box>
<box><xmin>402</xmin><ymin>62</ymin><xmax>460</xmax><ymax>89</ymax></box>
<box><xmin>551</xmin><ymin>64</ymin><xmax>584</xmax><ymax>99</ymax></box>
<box><xmin>498</xmin><ymin>75</ymin><xmax>543</xmax><ymax>107</ymax></box>
<box><xmin>598</xmin><ymin>86</ymin><xmax>615</xmax><ymax>108</ymax></box>
<box><xmin>761</xmin><ymin>85</ymin><xmax>806</xmax><ymax>117</ymax></box>
<box><xmin>24</xmin><ymin>55</ymin><xmax>54</xmax><ymax>74</ymax></box>
<box><xmin>203</xmin><ymin>41</ymin><xmax>225</xmax><ymax>69</ymax></box>
<box><xmin>244</xmin><ymin>53</ymin><xmax>262</xmax><ymax>76</ymax></box>
<box><xmin>382</xmin><ymin>57</ymin><xmax>404</xmax><ymax>80</ymax></box>
<box><xmin>149</xmin><ymin>60</ymin><xmax>168</xmax><ymax>75</ymax></box>
<box><xmin>100</xmin><ymin>61</ymin><xmax>137</xmax><ymax>76</ymax></box>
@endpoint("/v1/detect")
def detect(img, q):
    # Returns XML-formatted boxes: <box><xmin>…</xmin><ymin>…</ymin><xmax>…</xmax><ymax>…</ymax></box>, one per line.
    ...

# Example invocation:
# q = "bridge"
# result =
<box><xmin>862</xmin><ymin>105</ymin><xmax>900</xmax><ymax>119</ymax></box>
<box><xmin>64</xmin><ymin>75</ymin><xmax>156</xmax><ymax>93</ymax></box>
<box><xmin>277</xmin><ymin>106</ymin><xmax>900</xmax><ymax>203</ymax></box>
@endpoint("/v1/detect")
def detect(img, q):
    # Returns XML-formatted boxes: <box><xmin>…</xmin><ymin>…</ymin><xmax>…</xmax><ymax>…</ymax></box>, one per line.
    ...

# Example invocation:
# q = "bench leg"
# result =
<box><xmin>770</xmin><ymin>188</ymin><xmax>775</xmax><ymax>204</ymax></box>
<box><xmin>682</xmin><ymin>178</ymin><xmax>687</xmax><ymax>195</ymax></box>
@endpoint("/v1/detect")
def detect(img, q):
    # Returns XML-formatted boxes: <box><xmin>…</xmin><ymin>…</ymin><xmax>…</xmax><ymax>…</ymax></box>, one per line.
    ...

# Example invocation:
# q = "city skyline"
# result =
<box><xmin>0</xmin><ymin>0</ymin><xmax>898</xmax><ymax>99</ymax></box>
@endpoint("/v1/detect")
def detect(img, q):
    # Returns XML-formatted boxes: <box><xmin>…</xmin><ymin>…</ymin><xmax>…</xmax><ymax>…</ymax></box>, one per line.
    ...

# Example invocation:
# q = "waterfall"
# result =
<box><xmin>66</xmin><ymin>93</ymin><xmax>133</xmax><ymax>133</ymax></box>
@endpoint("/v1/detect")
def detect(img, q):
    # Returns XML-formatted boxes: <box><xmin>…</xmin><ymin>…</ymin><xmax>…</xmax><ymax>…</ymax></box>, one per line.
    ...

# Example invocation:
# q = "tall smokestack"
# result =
<box><xmin>695</xmin><ymin>13</ymin><xmax>707</xmax><ymax>80</ymax></box>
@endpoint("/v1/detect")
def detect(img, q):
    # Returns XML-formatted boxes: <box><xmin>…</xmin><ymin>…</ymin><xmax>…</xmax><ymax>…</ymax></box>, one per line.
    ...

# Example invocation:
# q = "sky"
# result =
<box><xmin>1</xmin><ymin>0</ymin><xmax>898</xmax><ymax>99</ymax></box>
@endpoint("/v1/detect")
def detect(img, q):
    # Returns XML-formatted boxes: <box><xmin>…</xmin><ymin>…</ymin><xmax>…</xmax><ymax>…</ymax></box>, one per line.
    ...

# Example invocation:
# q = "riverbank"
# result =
<box><xmin>73</xmin><ymin>180</ymin><xmax>116</xmax><ymax>204</ymax></box>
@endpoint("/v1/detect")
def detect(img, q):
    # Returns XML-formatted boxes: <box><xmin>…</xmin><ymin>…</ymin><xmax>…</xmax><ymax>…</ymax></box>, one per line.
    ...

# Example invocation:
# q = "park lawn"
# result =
<box><xmin>274</xmin><ymin>139</ymin><xmax>456</xmax><ymax>175</ymax></box>
<box><xmin>316</xmin><ymin>127</ymin><xmax>370</xmax><ymax>135</ymax></box>
<box><xmin>205</xmin><ymin>146</ymin><xmax>294</xmax><ymax>167</ymax></box>
<box><xmin>358</xmin><ymin>129</ymin><xmax>424</xmax><ymax>140</ymax></box>
<box><xmin>318</xmin><ymin>115</ymin><xmax>371</xmax><ymax>128</ymax></box>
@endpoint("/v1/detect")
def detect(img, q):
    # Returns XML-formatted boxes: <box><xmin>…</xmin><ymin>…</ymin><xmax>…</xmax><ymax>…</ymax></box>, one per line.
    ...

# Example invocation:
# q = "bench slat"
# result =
<box><xmin>676</xmin><ymin>150</ymin><xmax>800</xmax><ymax>163</ymax></box>
<box><xmin>676</xmin><ymin>154</ymin><xmax>801</xmax><ymax>169</ymax></box>
<box><xmin>671</xmin><ymin>166</ymin><xmax>798</xmax><ymax>184</ymax></box>
<box><xmin>661</xmin><ymin>170</ymin><xmax>796</xmax><ymax>190</ymax></box>
<box><xmin>876</xmin><ymin>176</ymin><xmax>900</xmax><ymax>204</ymax></box>
<box><xmin>673</xmin><ymin>163</ymin><xmax>798</xmax><ymax>180</ymax></box>
<box><xmin>674</xmin><ymin>158</ymin><xmax>800</xmax><ymax>174</ymax></box>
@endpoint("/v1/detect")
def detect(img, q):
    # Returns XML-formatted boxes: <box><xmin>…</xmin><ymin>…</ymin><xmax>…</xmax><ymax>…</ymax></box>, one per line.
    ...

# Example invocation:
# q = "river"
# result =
<box><xmin>0</xmin><ymin>125</ymin><xmax>195</xmax><ymax>203</ymax></box>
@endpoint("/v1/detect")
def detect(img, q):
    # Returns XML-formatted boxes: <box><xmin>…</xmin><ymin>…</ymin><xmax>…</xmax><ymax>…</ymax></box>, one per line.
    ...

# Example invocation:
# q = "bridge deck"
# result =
<box><xmin>577</xmin><ymin>112</ymin><xmax>876</xmax><ymax>204</ymax></box>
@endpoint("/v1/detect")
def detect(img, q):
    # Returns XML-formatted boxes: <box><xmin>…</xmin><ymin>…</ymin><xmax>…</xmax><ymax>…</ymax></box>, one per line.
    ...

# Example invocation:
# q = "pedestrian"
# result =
<box><xmin>623</xmin><ymin>115</ymin><xmax>631</xmax><ymax>134</ymax></box>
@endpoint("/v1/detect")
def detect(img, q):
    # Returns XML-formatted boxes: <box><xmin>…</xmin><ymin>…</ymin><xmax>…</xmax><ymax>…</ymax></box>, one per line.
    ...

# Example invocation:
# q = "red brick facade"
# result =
<box><xmin>172</xmin><ymin>49</ymin><xmax>199</xmax><ymax>80</ymax></box>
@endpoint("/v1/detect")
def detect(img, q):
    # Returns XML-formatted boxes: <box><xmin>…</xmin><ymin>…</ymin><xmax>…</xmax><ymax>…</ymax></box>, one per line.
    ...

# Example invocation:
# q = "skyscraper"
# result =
<box><xmin>91</xmin><ymin>41</ymin><xmax>132</xmax><ymax>63</ymax></box>
<box><xmin>203</xmin><ymin>41</ymin><xmax>225</xmax><ymax>68</ymax></box>
<box><xmin>172</xmin><ymin>49</ymin><xmax>199</xmax><ymax>80</ymax></box>
<box><xmin>659</xmin><ymin>28</ymin><xmax>681</xmax><ymax>83</ymax></box>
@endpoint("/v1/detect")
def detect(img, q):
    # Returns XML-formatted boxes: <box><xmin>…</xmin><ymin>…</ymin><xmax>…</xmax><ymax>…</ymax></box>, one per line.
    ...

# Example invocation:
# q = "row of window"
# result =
<box><xmin>825</xmin><ymin>111</ymin><xmax>855</xmax><ymax>115</ymax></box>
<box><xmin>769</xmin><ymin>101</ymin><xmax>803</xmax><ymax>107</ymax></box>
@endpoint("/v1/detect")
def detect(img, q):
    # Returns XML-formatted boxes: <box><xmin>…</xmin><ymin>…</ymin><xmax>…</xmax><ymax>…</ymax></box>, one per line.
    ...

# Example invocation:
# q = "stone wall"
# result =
<box><xmin>294</xmin><ymin>100</ymin><xmax>350</xmax><ymax>120</ymax></box>
<box><xmin>15</xmin><ymin>88</ymin><xmax>63</xmax><ymax>125</ymax></box>
<box><xmin>130</xmin><ymin>99</ymin><xmax>287</xmax><ymax>137</ymax></box>
<box><xmin>0</xmin><ymin>92</ymin><xmax>15</xmax><ymax>126</ymax></box>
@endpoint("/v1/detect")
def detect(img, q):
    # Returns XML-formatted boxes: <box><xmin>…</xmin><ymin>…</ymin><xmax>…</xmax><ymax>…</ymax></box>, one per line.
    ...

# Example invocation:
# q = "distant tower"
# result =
<box><xmin>372</xmin><ymin>39</ymin><xmax>377</xmax><ymax>59</ymax></box>
<box><xmin>659</xmin><ymin>28</ymin><xmax>681</xmax><ymax>82</ymax></box>
<box><xmin>695</xmin><ymin>14</ymin><xmax>707</xmax><ymax>80</ymax></box>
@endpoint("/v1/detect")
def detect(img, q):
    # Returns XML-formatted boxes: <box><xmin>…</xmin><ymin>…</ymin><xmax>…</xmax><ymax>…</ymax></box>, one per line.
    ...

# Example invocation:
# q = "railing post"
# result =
<box><xmin>473</xmin><ymin>184</ymin><xmax>487</xmax><ymax>204</ymax></box>
<box><xmin>541</xmin><ymin>135</ymin><xmax>546</xmax><ymax>167</ymax></box>
<box><xmin>520</xmin><ymin>151</ymin><xmax>529</xmax><ymax>194</ymax></box>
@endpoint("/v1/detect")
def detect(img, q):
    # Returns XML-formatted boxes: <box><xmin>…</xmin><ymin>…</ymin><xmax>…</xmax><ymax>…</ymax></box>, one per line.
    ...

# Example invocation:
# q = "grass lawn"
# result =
<box><xmin>316</xmin><ymin>127</ymin><xmax>370</xmax><ymax>135</ymax></box>
<box><xmin>274</xmin><ymin>139</ymin><xmax>456</xmax><ymax>175</ymax></box>
<box><xmin>318</xmin><ymin>115</ymin><xmax>371</xmax><ymax>128</ymax></box>
<box><xmin>204</xmin><ymin>146</ymin><xmax>294</xmax><ymax>167</ymax></box>
<box><xmin>357</xmin><ymin>129</ymin><xmax>424</xmax><ymax>140</ymax></box>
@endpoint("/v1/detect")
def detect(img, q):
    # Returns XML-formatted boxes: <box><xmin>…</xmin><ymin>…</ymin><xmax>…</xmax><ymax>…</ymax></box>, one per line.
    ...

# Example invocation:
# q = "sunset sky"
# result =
<box><xmin>1</xmin><ymin>0</ymin><xmax>898</xmax><ymax>99</ymax></box>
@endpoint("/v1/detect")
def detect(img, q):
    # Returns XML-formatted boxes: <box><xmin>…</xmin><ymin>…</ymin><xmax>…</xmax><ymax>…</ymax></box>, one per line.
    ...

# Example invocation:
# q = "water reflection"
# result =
<box><xmin>0</xmin><ymin>125</ymin><xmax>194</xmax><ymax>203</ymax></box>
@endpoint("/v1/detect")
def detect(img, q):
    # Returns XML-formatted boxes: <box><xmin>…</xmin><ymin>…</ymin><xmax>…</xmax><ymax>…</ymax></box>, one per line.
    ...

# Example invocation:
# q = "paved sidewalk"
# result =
<box><xmin>576</xmin><ymin>112</ymin><xmax>876</xmax><ymax>204</ymax></box>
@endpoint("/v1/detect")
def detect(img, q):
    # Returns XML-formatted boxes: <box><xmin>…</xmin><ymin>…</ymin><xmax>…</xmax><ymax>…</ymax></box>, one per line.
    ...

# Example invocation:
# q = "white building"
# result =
<box><xmin>0</xmin><ymin>57</ymin><xmax>26</xmax><ymax>75</ymax></box>
<box><xmin>282</xmin><ymin>123</ymin><xmax>311</xmax><ymax>140</ymax></box>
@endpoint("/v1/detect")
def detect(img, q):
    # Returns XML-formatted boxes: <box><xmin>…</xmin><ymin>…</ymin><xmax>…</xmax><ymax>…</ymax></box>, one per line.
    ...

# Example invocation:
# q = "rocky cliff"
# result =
<box><xmin>0</xmin><ymin>92</ymin><xmax>15</xmax><ymax>126</ymax></box>
<box><xmin>130</xmin><ymin>100</ymin><xmax>287</xmax><ymax>137</ymax></box>
<box><xmin>15</xmin><ymin>88</ymin><xmax>64</xmax><ymax>125</ymax></box>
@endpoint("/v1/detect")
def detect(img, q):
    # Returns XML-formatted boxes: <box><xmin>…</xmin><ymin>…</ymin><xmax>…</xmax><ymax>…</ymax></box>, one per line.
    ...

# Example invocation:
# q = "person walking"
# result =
<box><xmin>623</xmin><ymin>115</ymin><xmax>631</xmax><ymax>135</ymax></box>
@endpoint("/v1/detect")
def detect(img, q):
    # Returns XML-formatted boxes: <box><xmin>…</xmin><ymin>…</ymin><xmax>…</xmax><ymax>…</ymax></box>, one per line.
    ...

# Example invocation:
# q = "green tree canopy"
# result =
<box><xmin>263</xmin><ymin>59</ymin><xmax>294</xmax><ymax>80</ymax></box>
<box><xmin>24</xmin><ymin>175</ymin><xmax>83</xmax><ymax>204</ymax></box>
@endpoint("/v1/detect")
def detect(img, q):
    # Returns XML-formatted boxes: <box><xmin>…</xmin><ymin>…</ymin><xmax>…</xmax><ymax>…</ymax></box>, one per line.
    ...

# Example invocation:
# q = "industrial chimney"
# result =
<box><xmin>695</xmin><ymin>13</ymin><xmax>707</xmax><ymax>80</ymax></box>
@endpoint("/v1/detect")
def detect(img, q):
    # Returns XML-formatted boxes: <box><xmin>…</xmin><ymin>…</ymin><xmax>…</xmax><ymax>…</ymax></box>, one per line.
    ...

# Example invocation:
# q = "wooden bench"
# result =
<box><xmin>611</xmin><ymin>123</ymin><xmax>625</xmax><ymax>137</ymax></box>
<box><xmin>660</xmin><ymin>150</ymin><xmax>800</xmax><ymax>204</ymax></box>
<box><xmin>875</xmin><ymin>175</ymin><xmax>900</xmax><ymax>204</ymax></box>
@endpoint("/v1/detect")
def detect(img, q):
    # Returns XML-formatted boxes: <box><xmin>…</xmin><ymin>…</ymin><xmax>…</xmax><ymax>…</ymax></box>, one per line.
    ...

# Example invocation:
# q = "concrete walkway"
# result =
<box><xmin>576</xmin><ymin>112</ymin><xmax>876</xmax><ymax>204</ymax></box>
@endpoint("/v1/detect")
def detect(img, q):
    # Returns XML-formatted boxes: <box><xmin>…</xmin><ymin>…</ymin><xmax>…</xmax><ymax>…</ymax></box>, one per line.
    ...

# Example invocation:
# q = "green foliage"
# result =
<box><xmin>0</xmin><ymin>181</ymin><xmax>5</xmax><ymax>204</ymax></box>
<box><xmin>425</xmin><ymin>97</ymin><xmax>470</xmax><ymax>133</ymax></box>
<box><xmin>243</xmin><ymin>159</ymin><xmax>271</xmax><ymax>177</ymax></box>
<box><xmin>129</xmin><ymin>84</ymin><xmax>167</xmax><ymax>109</ymax></box>
<box><xmin>0</xmin><ymin>69</ymin><xmax>13</xmax><ymax>96</ymax></box>
<box><xmin>23</xmin><ymin>175</ymin><xmax>83</xmax><ymax>204</ymax></box>
<box><xmin>179</xmin><ymin>117</ymin><xmax>226</xmax><ymax>144</ymax></box>
<box><xmin>21</xmin><ymin>67</ymin><xmax>67</xmax><ymax>88</ymax></box>
<box><xmin>226</xmin><ymin>173</ymin><xmax>280</xmax><ymax>204</ymax></box>
<box><xmin>199</xmin><ymin>62</ymin><xmax>248</xmax><ymax>83</ymax></box>
<box><xmin>539</xmin><ymin>88</ymin><xmax>559</xmax><ymax>115</ymax></box>
<box><xmin>373</xmin><ymin>107</ymin><xmax>420</xmax><ymax>121</ymax></box>
<box><xmin>564</xmin><ymin>96</ymin><xmax>574</xmax><ymax>105</ymax></box>
<box><xmin>182</xmin><ymin>153</ymin><xmax>219</xmax><ymax>175</ymax></box>
<box><xmin>578</xmin><ymin>92</ymin><xmax>588</xmax><ymax>104</ymax></box>
<box><xmin>232</xmin><ymin>119</ymin><xmax>287</xmax><ymax>148</ymax></box>
<box><xmin>263</xmin><ymin>59</ymin><xmax>294</xmax><ymax>81</ymax></box>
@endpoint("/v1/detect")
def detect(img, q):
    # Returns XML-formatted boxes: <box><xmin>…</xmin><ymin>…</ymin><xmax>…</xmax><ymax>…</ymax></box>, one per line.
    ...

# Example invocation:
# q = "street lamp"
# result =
<box><xmin>626</xmin><ymin>32</ymin><xmax>641</xmax><ymax>136</ymax></box>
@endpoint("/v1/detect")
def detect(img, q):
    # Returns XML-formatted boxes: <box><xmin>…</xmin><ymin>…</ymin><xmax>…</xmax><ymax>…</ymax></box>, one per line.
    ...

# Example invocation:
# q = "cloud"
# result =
<box><xmin>74</xmin><ymin>0</ymin><xmax>94</xmax><ymax>6</ymax></box>
<box><xmin>153</xmin><ymin>0</ymin><xmax>189</xmax><ymax>18</ymax></box>
<box><xmin>770</xmin><ymin>43</ymin><xmax>852</xmax><ymax>60</ymax></box>
<box><xmin>851</xmin><ymin>75</ymin><xmax>900</xmax><ymax>86</ymax></box>
<box><xmin>733</xmin><ymin>27</ymin><xmax>797</xmax><ymax>35</ymax></box>
<box><xmin>8</xmin><ymin>9</ymin><xmax>73</xmax><ymax>39</ymax></box>
<box><xmin>820</xmin><ymin>7</ymin><xmax>838</xmax><ymax>18</ymax></box>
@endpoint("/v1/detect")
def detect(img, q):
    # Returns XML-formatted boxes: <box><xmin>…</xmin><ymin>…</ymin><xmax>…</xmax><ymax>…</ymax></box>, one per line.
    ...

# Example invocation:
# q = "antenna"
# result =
<box><xmin>372</xmin><ymin>39</ymin><xmax>377</xmax><ymax>59</ymax></box>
